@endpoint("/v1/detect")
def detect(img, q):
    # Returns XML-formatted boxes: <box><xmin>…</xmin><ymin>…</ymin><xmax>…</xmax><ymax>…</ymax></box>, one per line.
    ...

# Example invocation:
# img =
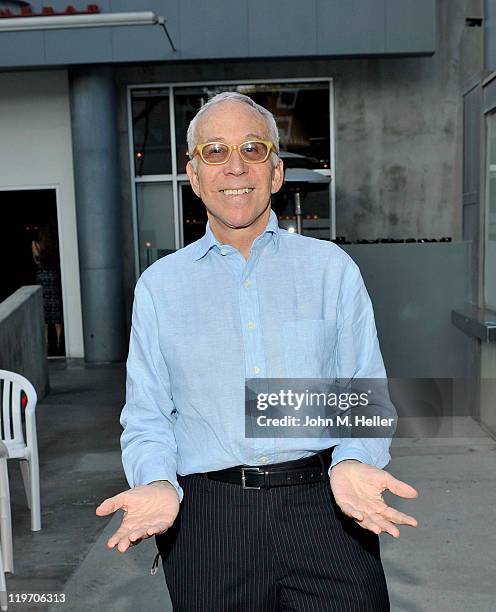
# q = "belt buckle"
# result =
<box><xmin>241</xmin><ymin>467</ymin><xmax>262</xmax><ymax>490</ymax></box>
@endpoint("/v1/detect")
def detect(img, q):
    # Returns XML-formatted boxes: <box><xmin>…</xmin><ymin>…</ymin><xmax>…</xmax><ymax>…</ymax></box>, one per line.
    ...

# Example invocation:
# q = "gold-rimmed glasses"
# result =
<box><xmin>188</xmin><ymin>140</ymin><xmax>277</xmax><ymax>165</ymax></box>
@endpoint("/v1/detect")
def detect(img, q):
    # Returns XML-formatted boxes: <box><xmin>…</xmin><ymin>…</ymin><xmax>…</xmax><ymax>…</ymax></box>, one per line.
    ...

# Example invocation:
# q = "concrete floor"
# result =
<box><xmin>6</xmin><ymin>360</ymin><xmax>496</xmax><ymax>611</ymax></box>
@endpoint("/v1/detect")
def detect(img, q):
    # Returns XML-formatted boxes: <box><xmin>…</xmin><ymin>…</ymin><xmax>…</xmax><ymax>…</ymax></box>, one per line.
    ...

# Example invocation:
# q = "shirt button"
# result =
<box><xmin>247</xmin><ymin>321</ymin><xmax>256</xmax><ymax>330</ymax></box>
<box><xmin>260</xmin><ymin>456</ymin><xmax>268</xmax><ymax>464</ymax></box>
<box><xmin>220</xmin><ymin>249</ymin><xmax>228</xmax><ymax>256</ymax></box>
<box><xmin>253</xmin><ymin>366</ymin><xmax>260</xmax><ymax>374</ymax></box>
<box><xmin>243</xmin><ymin>280</ymin><xmax>251</xmax><ymax>288</ymax></box>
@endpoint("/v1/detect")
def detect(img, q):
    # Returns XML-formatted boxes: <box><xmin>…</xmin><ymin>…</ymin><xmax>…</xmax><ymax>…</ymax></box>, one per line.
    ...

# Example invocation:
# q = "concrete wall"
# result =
<box><xmin>0</xmin><ymin>70</ymin><xmax>84</xmax><ymax>358</ymax></box>
<box><xmin>480</xmin><ymin>341</ymin><xmax>496</xmax><ymax>434</ymax></box>
<box><xmin>0</xmin><ymin>286</ymin><xmax>49</xmax><ymax>399</ymax></box>
<box><xmin>342</xmin><ymin>242</ymin><xmax>473</xmax><ymax>379</ymax></box>
<box><xmin>343</xmin><ymin>242</ymin><xmax>476</xmax><ymax>420</ymax></box>
<box><xmin>334</xmin><ymin>0</ymin><xmax>480</xmax><ymax>243</ymax></box>
<box><xmin>114</xmin><ymin>0</ymin><xmax>483</xmax><ymax>329</ymax></box>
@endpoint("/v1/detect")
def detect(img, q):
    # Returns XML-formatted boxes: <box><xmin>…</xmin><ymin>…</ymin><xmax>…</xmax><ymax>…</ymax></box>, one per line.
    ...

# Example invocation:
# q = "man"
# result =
<box><xmin>97</xmin><ymin>92</ymin><xmax>418</xmax><ymax>611</ymax></box>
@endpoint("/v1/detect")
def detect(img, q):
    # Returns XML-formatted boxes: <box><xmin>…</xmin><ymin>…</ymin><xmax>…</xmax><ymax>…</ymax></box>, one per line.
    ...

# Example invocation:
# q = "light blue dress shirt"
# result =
<box><xmin>121</xmin><ymin>210</ymin><xmax>391</xmax><ymax>500</ymax></box>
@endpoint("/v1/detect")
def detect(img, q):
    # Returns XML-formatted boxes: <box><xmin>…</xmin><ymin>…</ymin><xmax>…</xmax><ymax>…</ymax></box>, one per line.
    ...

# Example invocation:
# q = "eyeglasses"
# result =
<box><xmin>189</xmin><ymin>140</ymin><xmax>277</xmax><ymax>165</ymax></box>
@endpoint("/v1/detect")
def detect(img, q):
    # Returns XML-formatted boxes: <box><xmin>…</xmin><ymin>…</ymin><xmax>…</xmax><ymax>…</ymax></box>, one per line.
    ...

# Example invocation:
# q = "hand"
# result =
<box><xmin>330</xmin><ymin>460</ymin><xmax>418</xmax><ymax>538</ymax></box>
<box><xmin>96</xmin><ymin>481</ymin><xmax>180</xmax><ymax>553</ymax></box>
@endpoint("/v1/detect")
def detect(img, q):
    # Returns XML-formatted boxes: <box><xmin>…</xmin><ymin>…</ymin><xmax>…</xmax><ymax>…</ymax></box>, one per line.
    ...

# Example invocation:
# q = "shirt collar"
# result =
<box><xmin>192</xmin><ymin>220</ymin><xmax>221</xmax><ymax>261</ymax></box>
<box><xmin>192</xmin><ymin>209</ymin><xmax>280</xmax><ymax>261</ymax></box>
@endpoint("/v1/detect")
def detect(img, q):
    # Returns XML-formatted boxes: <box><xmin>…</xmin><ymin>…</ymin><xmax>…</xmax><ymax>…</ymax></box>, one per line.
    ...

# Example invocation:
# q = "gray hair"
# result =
<box><xmin>186</xmin><ymin>91</ymin><xmax>280</xmax><ymax>170</ymax></box>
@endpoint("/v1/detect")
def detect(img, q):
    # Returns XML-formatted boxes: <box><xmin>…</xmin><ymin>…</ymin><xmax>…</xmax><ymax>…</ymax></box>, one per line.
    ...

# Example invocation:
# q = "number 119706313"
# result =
<box><xmin>8</xmin><ymin>592</ymin><xmax>66</xmax><ymax>604</ymax></box>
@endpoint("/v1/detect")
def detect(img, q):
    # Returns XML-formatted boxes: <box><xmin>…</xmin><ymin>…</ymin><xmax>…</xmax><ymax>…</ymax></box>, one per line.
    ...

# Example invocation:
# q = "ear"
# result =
<box><xmin>271</xmin><ymin>158</ymin><xmax>284</xmax><ymax>194</ymax></box>
<box><xmin>186</xmin><ymin>160</ymin><xmax>201</xmax><ymax>198</ymax></box>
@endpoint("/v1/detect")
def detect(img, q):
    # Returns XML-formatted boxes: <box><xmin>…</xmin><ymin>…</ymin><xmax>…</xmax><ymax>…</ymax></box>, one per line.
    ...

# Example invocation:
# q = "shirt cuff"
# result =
<box><xmin>328</xmin><ymin>446</ymin><xmax>390</xmax><ymax>478</ymax></box>
<box><xmin>127</xmin><ymin>456</ymin><xmax>184</xmax><ymax>503</ymax></box>
<box><xmin>145</xmin><ymin>478</ymin><xmax>184</xmax><ymax>503</ymax></box>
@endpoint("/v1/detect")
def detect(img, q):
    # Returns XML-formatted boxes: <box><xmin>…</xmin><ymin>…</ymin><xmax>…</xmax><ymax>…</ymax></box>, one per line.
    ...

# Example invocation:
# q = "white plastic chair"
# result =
<box><xmin>0</xmin><ymin>441</ymin><xmax>9</xmax><ymax>610</ymax></box>
<box><xmin>0</xmin><ymin>370</ymin><xmax>40</xmax><ymax>567</ymax></box>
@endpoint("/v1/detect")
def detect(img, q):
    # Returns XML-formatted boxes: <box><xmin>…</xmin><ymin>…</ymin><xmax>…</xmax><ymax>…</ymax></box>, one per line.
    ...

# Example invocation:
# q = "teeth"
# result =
<box><xmin>221</xmin><ymin>188</ymin><xmax>254</xmax><ymax>195</ymax></box>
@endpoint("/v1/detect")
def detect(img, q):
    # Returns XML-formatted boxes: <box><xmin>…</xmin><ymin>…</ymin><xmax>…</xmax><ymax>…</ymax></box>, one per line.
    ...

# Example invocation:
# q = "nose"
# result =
<box><xmin>223</xmin><ymin>146</ymin><xmax>248</xmax><ymax>176</ymax></box>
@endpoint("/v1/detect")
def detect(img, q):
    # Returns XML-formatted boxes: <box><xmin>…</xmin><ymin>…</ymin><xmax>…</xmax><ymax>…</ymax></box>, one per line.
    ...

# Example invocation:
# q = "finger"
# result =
<box><xmin>120</xmin><ymin>523</ymin><xmax>157</xmax><ymax>549</ymax></box>
<box><xmin>117</xmin><ymin>538</ymin><xmax>132</xmax><ymax>553</ymax></box>
<box><xmin>382</xmin><ymin>506</ymin><xmax>418</xmax><ymax>527</ymax></box>
<box><xmin>115</xmin><ymin>530</ymin><xmax>142</xmax><ymax>553</ymax></box>
<box><xmin>372</xmin><ymin>515</ymin><xmax>400</xmax><ymax>539</ymax></box>
<box><xmin>336</xmin><ymin>501</ymin><xmax>364</xmax><ymax>522</ymax></box>
<box><xmin>145</xmin><ymin>523</ymin><xmax>169</xmax><ymax>536</ymax></box>
<box><xmin>96</xmin><ymin>494</ymin><xmax>126</xmax><ymax>516</ymax></box>
<box><xmin>107</xmin><ymin>526</ymin><xmax>133</xmax><ymax>549</ymax></box>
<box><xmin>106</xmin><ymin>530</ymin><xmax>123</xmax><ymax>549</ymax></box>
<box><xmin>96</xmin><ymin>498</ymin><xmax>117</xmax><ymax>516</ymax></box>
<box><xmin>355</xmin><ymin>516</ymin><xmax>383</xmax><ymax>535</ymax></box>
<box><xmin>129</xmin><ymin>528</ymin><xmax>150</xmax><ymax>544</ymax></box>
<box><xmin>384</xmin><ymin>474</ymin><xmax>418</xmax><ymax>499</ymax></box>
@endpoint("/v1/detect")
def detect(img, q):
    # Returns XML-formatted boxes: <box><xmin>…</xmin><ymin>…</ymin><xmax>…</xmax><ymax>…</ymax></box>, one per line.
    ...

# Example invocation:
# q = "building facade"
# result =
<box><xmin>0</xmin><ymin>0</ymin><xmax>485</xmax><ymax>366</ymax></box>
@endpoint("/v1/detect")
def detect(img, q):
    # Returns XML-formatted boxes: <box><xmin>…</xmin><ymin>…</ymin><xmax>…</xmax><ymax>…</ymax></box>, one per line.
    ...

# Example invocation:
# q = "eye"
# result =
<box><xmin>201</xmin><ymin>143</ymin><xmax>230</xmax><ymax>163</ymax></box>
<box><xmin>205</xmin><ymin>143</ymin><xmax>226</xmax><ymax>155</ymax></box>
<box><xmin>240</xmin><ymin>141</ymin><xmax>268</xmax><ymax>161</ymax></box>
<box><xmin>242</xmin><ymin>142</ymin><xmax>260</xmax><ymax>153</ymax></box>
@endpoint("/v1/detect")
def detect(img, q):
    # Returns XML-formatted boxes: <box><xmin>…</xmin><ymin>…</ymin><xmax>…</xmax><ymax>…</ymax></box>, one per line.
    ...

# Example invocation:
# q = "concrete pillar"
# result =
<box><xmin>69</xmin><ymin>67</ymin><xmax>126</xmax><ymax>362</ymax></box>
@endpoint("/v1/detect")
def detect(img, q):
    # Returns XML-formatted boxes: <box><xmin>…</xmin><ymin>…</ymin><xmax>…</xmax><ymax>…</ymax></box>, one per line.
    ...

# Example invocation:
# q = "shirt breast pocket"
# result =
<box><xmin>282</xmin><ymin>319</ymin><xmax>338</xmax><ymax>379</ymax></box>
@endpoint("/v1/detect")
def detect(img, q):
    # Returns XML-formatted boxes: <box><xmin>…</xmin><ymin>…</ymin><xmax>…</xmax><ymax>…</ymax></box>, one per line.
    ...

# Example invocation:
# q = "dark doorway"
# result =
<box><xmin>0</xmin><ymin>189</ymin><xmax>65</xmax><ymax>357</ymax></box>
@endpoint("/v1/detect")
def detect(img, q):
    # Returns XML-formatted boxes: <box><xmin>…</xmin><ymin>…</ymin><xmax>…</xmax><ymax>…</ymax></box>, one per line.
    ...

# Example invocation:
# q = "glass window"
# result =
<box><xmin>180</xmin><ymin>183</ymin><xmax>207</xmax><ymax>246</ymax></box>
<box><xmin>179</xmin><ymin>181</ymin><xmax>331</xmax><ymax>247</ymax></box>
<box><xmin>136</xmin><ymin>183</ymin><xmax>175</xmax><ymax>272</ymax></box>
<box><xmin>132</xmin><ymin>90</ymin><xmax>171</xmax><ymax>176</ymax></box>
<box><xmin>174</xmin><ymin>88</ymin><xmax>215</xmax><ymax>175</ymax></box>
<box><xmin>129</xmin><ymin>80</ymin><xmax>333</xmax><ymax>273</ymax></box>
<box><xmin>174</xmin><ymin>83</ymin><xmax>331</xmax><ymax>174</ymax></box>
<box><xmin>486</xmin><ymin>114</ymin><xmax>496</xmax><ymax>309</ymax></box>
<box><xmin>248</xmin><ymin>85</ymin><xmax>330</xmax><ymax>169</ymax></box>
<box><xmin>273</xmin><ymin>183</ymin><xmax>331</xmax><ymax>239</ymax></box>
<box><xmin>173</xmin><ymin>82</ymin><xmax>332</xmax><ymax>242</ymax></box>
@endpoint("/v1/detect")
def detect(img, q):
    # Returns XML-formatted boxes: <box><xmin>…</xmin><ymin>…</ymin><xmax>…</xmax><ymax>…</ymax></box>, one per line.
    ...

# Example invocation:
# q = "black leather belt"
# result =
<box><xmin>203</xmin><ymin>447</ymin><xmax>334</xmax><ymax>490</ymax></box>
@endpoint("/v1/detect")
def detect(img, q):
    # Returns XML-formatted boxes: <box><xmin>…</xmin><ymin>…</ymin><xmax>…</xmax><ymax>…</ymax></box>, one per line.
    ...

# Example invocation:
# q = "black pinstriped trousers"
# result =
<box><xmin>155</xmin><ymin>471</ymin><xmax>390</xmax><ymax>611</ymax></box>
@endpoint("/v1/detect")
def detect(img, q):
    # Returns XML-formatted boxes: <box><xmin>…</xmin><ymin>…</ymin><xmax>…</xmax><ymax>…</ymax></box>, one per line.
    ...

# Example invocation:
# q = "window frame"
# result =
<box><xmin>127</xmin><ymin>77</ymin><xmax>335</xmax><ymax>281</ymax></box>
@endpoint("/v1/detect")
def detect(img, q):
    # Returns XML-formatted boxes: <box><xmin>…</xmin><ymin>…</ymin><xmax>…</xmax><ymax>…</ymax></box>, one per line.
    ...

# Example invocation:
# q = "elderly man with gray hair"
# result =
<box><xmin>97</xmin><ymin>91</ymin><xmax>418</xmax><ymax>611</ymax></box>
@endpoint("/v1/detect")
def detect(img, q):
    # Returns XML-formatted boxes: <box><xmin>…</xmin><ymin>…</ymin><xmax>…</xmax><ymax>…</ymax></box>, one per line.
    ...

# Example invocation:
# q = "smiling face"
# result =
<box><xmin>186</xmin><ymin>100</ymin><xmax>284</xmax><ymax>241</ymax></box>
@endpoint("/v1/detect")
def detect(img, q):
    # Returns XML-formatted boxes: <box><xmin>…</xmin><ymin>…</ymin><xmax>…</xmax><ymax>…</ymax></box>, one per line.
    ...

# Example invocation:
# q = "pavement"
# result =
<box><xmin>5</xmin><ymin>360</ymin><xmax>496</xmax><ymax>612</ymax></box>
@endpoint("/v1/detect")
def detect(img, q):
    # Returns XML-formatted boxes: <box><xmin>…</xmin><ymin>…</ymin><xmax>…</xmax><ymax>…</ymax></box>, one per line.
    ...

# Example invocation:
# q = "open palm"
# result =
<box><xmin>330</xmin><ymin>460</ymin><xmax>418</xmax><ymax>538</ymax></box>
<box><xmin>96</xmin><ymin>481</ymin><xmax>180</xmax><ymax>553</ymax></box>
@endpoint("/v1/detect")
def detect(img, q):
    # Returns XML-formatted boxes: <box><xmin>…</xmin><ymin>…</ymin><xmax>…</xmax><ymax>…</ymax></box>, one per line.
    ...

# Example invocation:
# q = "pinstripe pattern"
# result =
<box><xmin>156</xmin><ymin>474</ymin><xmax>390</xmax><ymax>611</ymax></box>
